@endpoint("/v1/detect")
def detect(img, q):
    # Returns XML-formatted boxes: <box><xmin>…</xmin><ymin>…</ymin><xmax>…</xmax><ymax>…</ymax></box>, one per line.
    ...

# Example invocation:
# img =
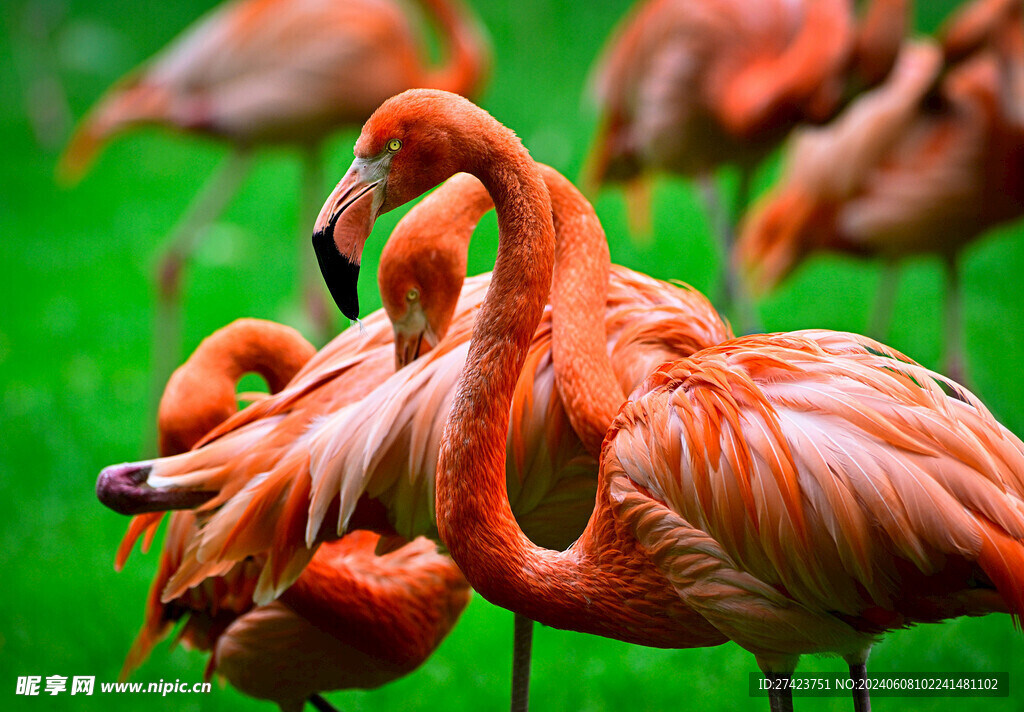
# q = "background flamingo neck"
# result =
<box><xmin>195</xmin><ymin>320</ymin><xmax>314</xmax><ymax>393</ymax></box>
<box><xmin>853</xmin><ymin>0</ymin><xmax>909</xmax><ymax>86</ymax></box>
<box><xmin>539</xmin><ymin>164</ymin><xmax>624</xmax><ymax>456</ymax></box>
<box><xmin>419</xmin><ymin>0</ymin><xmax>490</xmax><ymax>98</ymax></box>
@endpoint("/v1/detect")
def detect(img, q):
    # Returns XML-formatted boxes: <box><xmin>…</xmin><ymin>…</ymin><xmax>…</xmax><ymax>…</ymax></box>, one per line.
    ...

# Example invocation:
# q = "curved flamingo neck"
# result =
<box><xmin>190</xmin><ymin>319</ymin><xmax>315</xmax><ymax>394</ymax></box>
<box><xmin>541</xmin><ymin>165</ymin><xmax>624</xmax><ymax>455</ymax></box>
<box><xmin>378</xmin><ymin>173</ymin><xmax>487</xmax><ymax>337</ymax></box>
<box><xmin>158</xmin><ymin>320</ymin><xmax>314</xmax><ymax>456</ymax></box>
<box><xmin>418</xmin><ymin>0</ymin><xmax>490</xmax><ymax>98</ymax></box>
<box><xmin>431</xmin><ymin>111</ymin><xmax>689</xmax><ymax>645</ymax></box>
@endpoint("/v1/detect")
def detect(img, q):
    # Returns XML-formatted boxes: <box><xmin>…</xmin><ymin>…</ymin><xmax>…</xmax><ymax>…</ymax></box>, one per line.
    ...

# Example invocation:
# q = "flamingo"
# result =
<box><xmin>58</xmin><ymin>0</ymin><xmax>490</xmax><ymax>403</ymax></box>
<box><xmin>122</xmin><ymin>317</ymin><xmax>469</xmax><ymax>712</ymax></box>
<box><xmin>583</xmin><ymin>0</ymin><xmax>911</xmax><ymax>331</ymax></box>
<box><xmin>735</xmin><ymin>24</ymin><xmax>1024</xmax><ymax>384</ymax></box>
<box><xmin>98</xmin><ymin>165</ymin><xmax>732</xmax><ymax>711</ymax></box>
<box><xmin>314</xmin><ymin>88</ymin><xmax>1024</xmax><ymax>712</ymax></box>
<box><xmin>940</xmin><ymin>0</ymin><xmax>1024</xmax><ymax>63</ymax></box>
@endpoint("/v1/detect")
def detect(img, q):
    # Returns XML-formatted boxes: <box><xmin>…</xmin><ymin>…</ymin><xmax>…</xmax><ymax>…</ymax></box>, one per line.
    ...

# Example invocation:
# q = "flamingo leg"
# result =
<box><xmin>307</xmin><ymin>693</ymin><xmax>339</xmax><ymax>712</ymax></box>
<box><xmin>622</xmin><ymin>175</ymin><xmax>653</xmax><ymax>241</ymax></box>
<box><xmin>848</xmin><ymin>663</ymin><xmax>871</xmax><ymax>712</ymax></box>
<box><xmin>298</xmin><ymin>144</ymin><xmax>335</xmax><ymax>345</ymax></box>
<box><xmin>698</xmin><ymin>170</ymin><xmax>761</xmax><ymax>334</ymax></box>
<box><xmin>764</xmin><ymin>673</ymin><xmax>794</xmax><ymax>712</ymax></box>
<box><xmin>867</xmin><ymin>261</ymin><xmax>900</xmax><ymax>341</ymax></box>
<box><xmin>150</xmin><ymin>149</ymin><xmax>251</xmax><ymax>449</ymax></box>
<box><xmin>942</xmin><ymin>253</ymin><xmax>966</xmax><ymax>385</ymax></box>
<box><xmin>511</xmin><ymin>612</ymin><xmax>533</xmax><ymax>712</ymax></box>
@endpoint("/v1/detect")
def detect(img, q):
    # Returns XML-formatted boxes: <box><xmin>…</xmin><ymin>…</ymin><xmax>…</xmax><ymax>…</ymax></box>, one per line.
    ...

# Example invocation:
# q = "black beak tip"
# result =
<box><xmin>312</xmin><ymin>228</ymin><xmax>362</xmax><ymax>321</ymax></box>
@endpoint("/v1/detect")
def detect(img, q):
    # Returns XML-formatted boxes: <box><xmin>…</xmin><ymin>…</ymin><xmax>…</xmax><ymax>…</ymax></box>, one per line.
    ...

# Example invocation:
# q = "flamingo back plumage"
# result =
<box><xmin>607</xmin><ymin>330</ymin><xmax>1024</xmax><ymax>658</ymax></box>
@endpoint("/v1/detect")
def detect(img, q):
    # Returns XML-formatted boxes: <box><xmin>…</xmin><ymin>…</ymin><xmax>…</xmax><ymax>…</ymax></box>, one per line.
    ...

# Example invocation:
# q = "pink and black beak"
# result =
<box><xmin>394</xmin><ymin>330</ymin><xmax>426</xmax><ymax>370</ymax></box>
<box><xmin>312</xmin><ymin>156</ymin><xmax>390</xmax><ymax>320</ymax></box>
<box><xmin>96</xmin><ymin>461</ymin><xmax>214</xmax><ymax>515</ymax></box>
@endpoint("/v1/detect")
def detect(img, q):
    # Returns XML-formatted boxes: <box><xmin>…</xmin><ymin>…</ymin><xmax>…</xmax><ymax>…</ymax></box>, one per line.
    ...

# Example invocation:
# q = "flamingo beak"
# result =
<box><xmin>394</xmin><ymin>330</ymin><xmax>425</xmax><ymax>369</ymax></box>
<box><xmin>312</xmin><ymin>157</ymin><xmax>389</xmax><ymax>320</ymax></box>
<box><xmin>96</xmin><ymin>461</ymin><xmax>215</xmax><ymax>515</ymax></box>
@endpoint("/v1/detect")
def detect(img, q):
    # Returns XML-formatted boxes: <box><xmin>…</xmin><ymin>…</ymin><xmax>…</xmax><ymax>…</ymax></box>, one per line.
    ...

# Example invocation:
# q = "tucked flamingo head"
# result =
<box><xmin>312</xmin><ymin>89</ymin><xmax>503</xmax><ymax>319</ymax></box>
<box><xmin>378</xmin><ymin>173</ymin><xmax>490</xmax><ymax>368</ymax></box>
<box><xmin>735</xmin><ymin>188</ymin><xmax>835</xmax><ymax>294</ymax></box>
<box><xmin>97</xmin><ymin>319</ymin><xmax>314</xmax><ymax>515</ymax></box>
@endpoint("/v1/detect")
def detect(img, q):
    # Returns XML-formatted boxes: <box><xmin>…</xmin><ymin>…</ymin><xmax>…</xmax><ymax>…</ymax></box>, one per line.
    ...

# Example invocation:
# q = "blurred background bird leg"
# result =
<box><xmin>151</xmin><ymin>149</ymin><xmax>251</xmax><ymax>445</ymax></box>
<box><xmin>10</xmin><ymin>0</ymin><xmax>72</xmax><ymax>152</ymax></box>
<box><xmin>511</xmin><ymin>613</ymin><xmax>532</xmax><ymax>712</ymax></box>
<box><xmin>622</xmin><ymin>175</ymin><xmax>653</xmax><ymax>240</ymax></box>
<box><xmin>298</xmin><ymin>143</ymin><xmax>335</xmax><ymax>345</ymax></box>
<box><xmin>943</xmin><ymin>253</ymin><xmax>967</xmax><ymax>385</ymax></box>
<box><xmin>698</xmin><ymin>170</ymin><xmax>761</xmax><ymax>334</ymax></box>
<box><xmin>867</xmin><ymin>260</ymin><xmax>900</xmax><ymax>341</ymax></box>
<box><xmin>308</xmin><ymin>693</ymin><xmax>339</xmax><ymax>712</ymax></box>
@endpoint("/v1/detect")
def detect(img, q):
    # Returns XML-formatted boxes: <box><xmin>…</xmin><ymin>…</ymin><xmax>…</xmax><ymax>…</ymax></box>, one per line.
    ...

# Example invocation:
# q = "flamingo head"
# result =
<box><xmin>735</xmin><ymin>187</ymin><xmax>834</xmax><ymax>295</ymax></box>
<box><xmin>312</xmin><ymin>89</ymin><xmax>486</xmax><ymax>319</ymax></box>
<box><xmin>377</xmin><ymin>173</ymin><xmax>482</xmax><ymax>369</ymax></box>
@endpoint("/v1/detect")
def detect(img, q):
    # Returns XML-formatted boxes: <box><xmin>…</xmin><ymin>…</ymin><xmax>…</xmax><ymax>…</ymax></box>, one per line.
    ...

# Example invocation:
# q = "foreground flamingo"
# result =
<box><xmin>59</xmin><ymin>0</ymin><xmax>490</xmax><ymax>398</ymax></box>
<box><xmin>123</xmin><ymin>318</ymin><xmax>469</xmax><ymax>712</ymax></box>
<box><xmin>736</xmin><ymin>28</ymin><xmax>1024</xmax><ymax>383</ymax></box>
<box><xmin>316</xmin><ymin>88</ymin><xmax>1024</xmax><ymax>712</ymax></box>
<box><xmin>99</xmin><ymin>165</ymin><xmax>731</xmax><ymax>711</ymax></box>
<box><xmin>583</xmin><ymin>0</ymin><xmax>910</xmax><ymax>329</ymax></box>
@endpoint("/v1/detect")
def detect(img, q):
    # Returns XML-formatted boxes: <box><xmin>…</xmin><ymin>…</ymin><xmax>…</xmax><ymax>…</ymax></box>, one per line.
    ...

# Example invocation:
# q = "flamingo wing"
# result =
<box><xmin>141</xmin><ymin>270</ymin><xmax>731</xmax><ymax>601</ymax></box>
<box><xmin>608</xmin><ymin>330</ymin><xmax>1024</xmax><ymax>656</ymax></box>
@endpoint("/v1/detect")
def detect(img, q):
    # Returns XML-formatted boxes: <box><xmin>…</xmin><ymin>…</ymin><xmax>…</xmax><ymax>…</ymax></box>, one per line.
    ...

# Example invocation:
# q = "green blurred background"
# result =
<box><xmin>3</xmin><ymin>0</ymin><xmax>1024</xmax><ymax>709</ymax></box>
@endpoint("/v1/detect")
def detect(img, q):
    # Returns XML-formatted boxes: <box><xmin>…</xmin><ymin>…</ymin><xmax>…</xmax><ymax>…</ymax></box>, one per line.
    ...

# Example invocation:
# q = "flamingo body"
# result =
<box><xmin>121</xmin><ymin>318</ymin><xmax>469</xmax><ymax>712</ymax></box>
<box><xmin>585</xmin><ymin>0</ymin><xmax>916</xmax><ymax>190</ymax></box>
<box><xmin>737</xmin><ymin>37</ymin><xmax>1024</xmax><ymax>292</ymax></box>
<box><xmin>60</xmin><ymin>0</ymin><xmax>489</xmax><ymax>177</ymax></box>
<box><xmin>605</xmin><ymin>330</ymin><xmax>1024</xmax><ymax>670</ymax></box>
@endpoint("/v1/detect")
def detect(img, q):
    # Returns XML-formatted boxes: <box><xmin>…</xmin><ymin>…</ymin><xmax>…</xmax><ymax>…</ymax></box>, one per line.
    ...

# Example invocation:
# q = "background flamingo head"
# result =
<box><xmin>736</xmin><ymin>187</ymin><xmax>836</xmax><ymax>294</ymax></box>
<box><xmin>378</xmin><ymin>173</ymin><xmax>483</xmax><ymax>369</ymax></box>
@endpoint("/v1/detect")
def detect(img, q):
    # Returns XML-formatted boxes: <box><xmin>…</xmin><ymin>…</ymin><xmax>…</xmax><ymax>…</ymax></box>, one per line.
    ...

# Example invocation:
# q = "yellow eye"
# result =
<box><xmin>406</xmin><ymin>287</ymin><xmax>419</xmax><ymax>302</ymax></box>
<box><xmin>387</xmin><ymin>139</ymin><xmax>403</xmax><ymax>153</ymax></box>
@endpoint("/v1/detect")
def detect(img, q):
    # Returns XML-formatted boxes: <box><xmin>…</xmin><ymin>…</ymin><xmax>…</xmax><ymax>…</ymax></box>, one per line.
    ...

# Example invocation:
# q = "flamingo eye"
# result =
<box><xmin>387</xmin><ymin>139</ymin><xmax>403</xmax><ymax>153</ymax></box>
<box><xmin>406</xmin><ymin>287</ymin><xmax>419</xmax><ymax>302</ymax></box>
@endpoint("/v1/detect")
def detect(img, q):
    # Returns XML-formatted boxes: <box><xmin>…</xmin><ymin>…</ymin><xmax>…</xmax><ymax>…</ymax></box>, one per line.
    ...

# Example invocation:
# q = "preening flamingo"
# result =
<box><xmin>736</xmin><ymin>28</ymin><xmax>1024</xmax><ymax>383</ymax></box>
<box><xmin>98</xmin><ymin>165</ymin><xmax>731</xmax><ymax>711</ymax></box>
<box><xmin>58</xmin><ymin>0</ymin><xmax>490</xmax><ymax>400</ymax></box>
<box><xmin>121</xmin><ymin>317</ymin><xmax>469</xmax><ymax>712</ymax></box>
<box><xmin>584</xmin><ymin>0</ymin><xmax>910</xmax><ymax>330</ymax></box>
<box><xmin>317</xmin><ymin>88</ymin><xmax>1024</xmax><ymax>712</ymax></box>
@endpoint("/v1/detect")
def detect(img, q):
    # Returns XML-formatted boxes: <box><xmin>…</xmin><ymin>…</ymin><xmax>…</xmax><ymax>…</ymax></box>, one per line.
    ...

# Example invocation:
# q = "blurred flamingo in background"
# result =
<box><xmin>120</xmin><ymin>317</ymin><xmax>469</xmax><ymax>712</ymax></box>
<box><xmin>583</xmin><ymin>0</ymin><xmax>911</xmax><ymax>332</ymax></box>
<box><xmin>941</xmin><ymin>0</ymin><xmax>1024</xmax><ymax>62</ymax></box>
<box><xmin>310</xmin><ymin>88</ymin><xmax>1024</xmax><ymax>712</ymax></box>
<box><xmin>736</xmin><ymin>9</ymin><xmax>1024</xmax><ymax>383</ymax></box>
<box><xmin>99</xmin><ymin>165</ymin><xmax>731</xmax><ymax>712</ymax></box>
<box><xmin>58</xmin><ymin>0</ymin><xmax>490</xmax><ymax>413</ymax></box>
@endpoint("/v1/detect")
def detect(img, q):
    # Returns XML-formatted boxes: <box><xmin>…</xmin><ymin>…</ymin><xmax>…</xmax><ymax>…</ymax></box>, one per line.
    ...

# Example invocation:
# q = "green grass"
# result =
<box><xmin>2</xmin><ymin>0</ymin><xmax>1024</xmax><ymax>710</ymax></box>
